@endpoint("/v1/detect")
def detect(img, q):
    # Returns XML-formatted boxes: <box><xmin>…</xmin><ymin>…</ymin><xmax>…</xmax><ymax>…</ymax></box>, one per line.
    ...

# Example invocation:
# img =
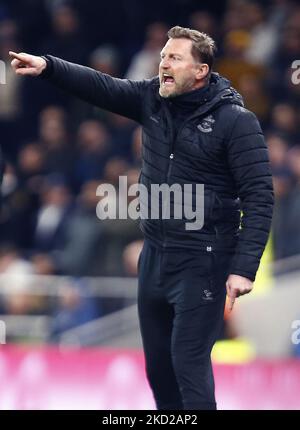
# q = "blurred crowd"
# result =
<box><xmin>0</xmin><ymin>0</ymin><xmax>300</xmax><ymax>342</ymax></box>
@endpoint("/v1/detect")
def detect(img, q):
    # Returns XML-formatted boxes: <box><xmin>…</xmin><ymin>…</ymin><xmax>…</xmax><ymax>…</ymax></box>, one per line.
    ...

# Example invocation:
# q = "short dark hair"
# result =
<box><xmin>167</xmin><ymin>26</ymin><xmax>216</xmax><ymax>71</ymax></box>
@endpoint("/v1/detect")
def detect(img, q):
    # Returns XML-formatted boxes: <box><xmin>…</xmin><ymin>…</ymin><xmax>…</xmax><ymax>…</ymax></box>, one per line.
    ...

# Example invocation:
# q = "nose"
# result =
<box><xmin>160</xmin><ymin>58</ymin><xmax>170</xmax><ymax>69</ymax></box>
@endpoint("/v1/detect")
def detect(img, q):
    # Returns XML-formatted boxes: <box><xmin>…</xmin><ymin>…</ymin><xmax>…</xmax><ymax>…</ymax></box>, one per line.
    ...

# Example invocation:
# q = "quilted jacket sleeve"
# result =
<box><xmin>40</xmin><ymin>55</ymin><xmax>148</xmax><ymax>123</ymax></box>
<box><xmin>226</xmin><ymin>107</ymin><xmax>274</xmax><ymax>281</ymax></box>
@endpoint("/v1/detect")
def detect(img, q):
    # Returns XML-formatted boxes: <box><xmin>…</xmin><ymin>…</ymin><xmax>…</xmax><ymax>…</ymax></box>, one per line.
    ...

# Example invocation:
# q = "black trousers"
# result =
<box><xmin>137</xmin><ymin>239</ymin><xmax>233</xmax><ymax>410</ymax></box>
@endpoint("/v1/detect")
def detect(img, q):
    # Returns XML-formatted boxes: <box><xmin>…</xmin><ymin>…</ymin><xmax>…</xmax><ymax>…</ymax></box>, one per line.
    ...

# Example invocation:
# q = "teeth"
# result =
<box><xmin>161</xmin><ymin>73</ymin><xmax>174</xmax><ymax>85</ymax></box>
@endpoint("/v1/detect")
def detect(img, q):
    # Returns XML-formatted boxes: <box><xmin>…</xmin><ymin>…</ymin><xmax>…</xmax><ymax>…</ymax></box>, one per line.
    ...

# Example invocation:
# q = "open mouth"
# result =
<box><xmin>162</xmin><ymin>73</ymin><xmax>175</xmax><ymax>85</ymax></box>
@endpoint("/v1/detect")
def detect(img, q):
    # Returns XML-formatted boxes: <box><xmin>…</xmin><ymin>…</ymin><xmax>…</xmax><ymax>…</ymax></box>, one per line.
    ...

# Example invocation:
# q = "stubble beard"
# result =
<box><xmin>160</xmin><ymin>88</ymin><xmax>177</xmax><ymax>98</ymax></box>
<box><xmin>159</xmin><ymin>81</ymin><xmax>179</xmax><ymax>98</ymax></box>
<box><xmin>159</xmin><ymin>78</ymin><xmax>195</xmax><ymax>98</ymax></box>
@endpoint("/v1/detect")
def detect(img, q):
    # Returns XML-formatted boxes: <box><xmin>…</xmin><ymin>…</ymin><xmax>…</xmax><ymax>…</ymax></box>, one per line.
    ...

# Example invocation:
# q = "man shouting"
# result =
<box><xmin>10</xmin><ymin>26</ymin><xmax>273</xmax><ymax>410</ymax></box>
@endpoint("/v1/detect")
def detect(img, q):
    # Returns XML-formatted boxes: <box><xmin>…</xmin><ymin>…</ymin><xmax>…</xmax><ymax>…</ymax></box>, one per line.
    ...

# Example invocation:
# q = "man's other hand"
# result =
<box><xmin>226</xmin><ymin>274</ymin><xmax>253</xmax><ymax>312</ymax></box>
<box><xmin>9</xmin><ymin>51</ymin><xmax>47</xmax><ymax>76</ymax></box>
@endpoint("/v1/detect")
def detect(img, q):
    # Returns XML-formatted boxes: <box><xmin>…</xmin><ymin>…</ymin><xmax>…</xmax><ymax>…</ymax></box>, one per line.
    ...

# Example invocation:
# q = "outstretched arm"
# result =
<box><xmin>9</xmin><ymin>51</ymin><xmax>147</xmax><ymax>123</ymax></box>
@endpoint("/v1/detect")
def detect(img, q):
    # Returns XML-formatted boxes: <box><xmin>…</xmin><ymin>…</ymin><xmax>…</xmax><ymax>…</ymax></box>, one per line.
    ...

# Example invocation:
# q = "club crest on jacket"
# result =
<box><xmin>197</xmin><ymin>115</ymin><xmax>215</xmax><ymax>133</ymax></box>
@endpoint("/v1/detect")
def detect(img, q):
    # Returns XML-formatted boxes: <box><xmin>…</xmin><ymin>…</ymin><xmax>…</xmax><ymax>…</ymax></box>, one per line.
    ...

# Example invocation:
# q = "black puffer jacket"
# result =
<box><xmin>41</xmin><ymin>56</ymin><xmax>274</xmax><ymax>281</ymax></box>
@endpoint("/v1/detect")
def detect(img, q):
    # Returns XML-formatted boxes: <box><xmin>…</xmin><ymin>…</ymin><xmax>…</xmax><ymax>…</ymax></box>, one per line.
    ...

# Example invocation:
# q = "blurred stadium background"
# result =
<box><xmin>0</xmin><ymin>0</ymin><xmax>300</xmax><ymax>409</ymax></box>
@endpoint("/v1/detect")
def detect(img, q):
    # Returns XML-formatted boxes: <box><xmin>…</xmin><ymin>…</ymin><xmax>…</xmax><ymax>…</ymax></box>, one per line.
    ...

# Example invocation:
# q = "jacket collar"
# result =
<box><xmin>153</xmin><ymin>72</ymin><xmax>244</xmax><ymax>114</ymax></box>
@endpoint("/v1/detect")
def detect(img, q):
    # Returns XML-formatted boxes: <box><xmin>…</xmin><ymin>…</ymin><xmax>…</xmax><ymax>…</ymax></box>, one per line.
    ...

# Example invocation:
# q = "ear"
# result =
<box><xmin>195</xmin><ymin>63</ymin><xmax>209</xmax><ymax>80</ymax></box>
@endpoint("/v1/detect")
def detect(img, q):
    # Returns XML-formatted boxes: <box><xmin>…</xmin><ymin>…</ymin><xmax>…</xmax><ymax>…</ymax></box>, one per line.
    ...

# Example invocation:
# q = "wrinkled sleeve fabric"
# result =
<box><xmin>226</xmin><ymin>108</ymin><xmax>274</xmax><ymax>281</ymax></box>
<box><xmin>40</xmin><ymin>55</ymin><xmax>148</xmax><ymax>123</ymax></box>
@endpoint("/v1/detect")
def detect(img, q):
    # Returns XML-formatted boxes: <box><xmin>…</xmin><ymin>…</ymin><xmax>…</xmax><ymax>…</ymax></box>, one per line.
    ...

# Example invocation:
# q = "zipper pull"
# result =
<box><xmin>170</xmin><ymin>153</ymin><xmax>174</xmax><ymax>159</ymax></box>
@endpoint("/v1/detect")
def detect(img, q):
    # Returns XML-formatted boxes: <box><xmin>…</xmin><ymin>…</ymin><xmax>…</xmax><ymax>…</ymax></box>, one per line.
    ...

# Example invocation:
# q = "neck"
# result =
<box><xmin>192</xmin><ymin>78</ymin><xmax>209</xmax><ymax>91</ymax></box>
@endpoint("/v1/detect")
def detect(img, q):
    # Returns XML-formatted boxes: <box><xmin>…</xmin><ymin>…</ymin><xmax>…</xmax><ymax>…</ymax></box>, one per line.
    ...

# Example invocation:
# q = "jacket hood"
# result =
<box><xmin>204</xmin><ymin>72</ymin><xmax>244</xmax><ymax>110</ymax></box>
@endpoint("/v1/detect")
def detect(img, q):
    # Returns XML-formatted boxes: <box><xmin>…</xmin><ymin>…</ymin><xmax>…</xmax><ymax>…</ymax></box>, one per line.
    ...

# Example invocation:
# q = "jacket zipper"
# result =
<box><xmin>161</xmin><ymin>102</ymin><xmax>175</xmax><ymax>246</ymax></box>
<box><xmin>160</xmin><ymin>100</ymin><xmax>218</xmax><ymax>247</ymax></box>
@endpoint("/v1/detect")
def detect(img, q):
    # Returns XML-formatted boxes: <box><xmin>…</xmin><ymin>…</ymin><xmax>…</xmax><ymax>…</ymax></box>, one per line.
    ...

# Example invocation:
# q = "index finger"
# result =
<box><xmin>229</xmin><ymin>296</ymin><xmax>235</xmax><ymax>312</ymax></box>
<box><xmin>227</xmin><ymin>290</ymin><xmax>236</xmax><ymax>312</ymax></box>
<box><xmin>9</xmin><ymin>51</ymin><xmax>26</xmax><ymax>61</ymax></box>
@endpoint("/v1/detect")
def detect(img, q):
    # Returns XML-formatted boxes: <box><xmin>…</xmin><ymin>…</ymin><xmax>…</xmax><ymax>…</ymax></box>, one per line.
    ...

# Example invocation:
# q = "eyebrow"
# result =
<box><xmin>160</xmin><ymin>52</ymin><xmax>183</xmax><ymax>58</ymax></box>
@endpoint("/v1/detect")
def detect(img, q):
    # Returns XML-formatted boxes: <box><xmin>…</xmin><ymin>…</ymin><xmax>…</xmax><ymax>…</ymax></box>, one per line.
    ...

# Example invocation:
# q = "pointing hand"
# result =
<box><xmin>9</xmin><ymin>51</ymin><xmax>47</xmax><ymax>76</ymax></box>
